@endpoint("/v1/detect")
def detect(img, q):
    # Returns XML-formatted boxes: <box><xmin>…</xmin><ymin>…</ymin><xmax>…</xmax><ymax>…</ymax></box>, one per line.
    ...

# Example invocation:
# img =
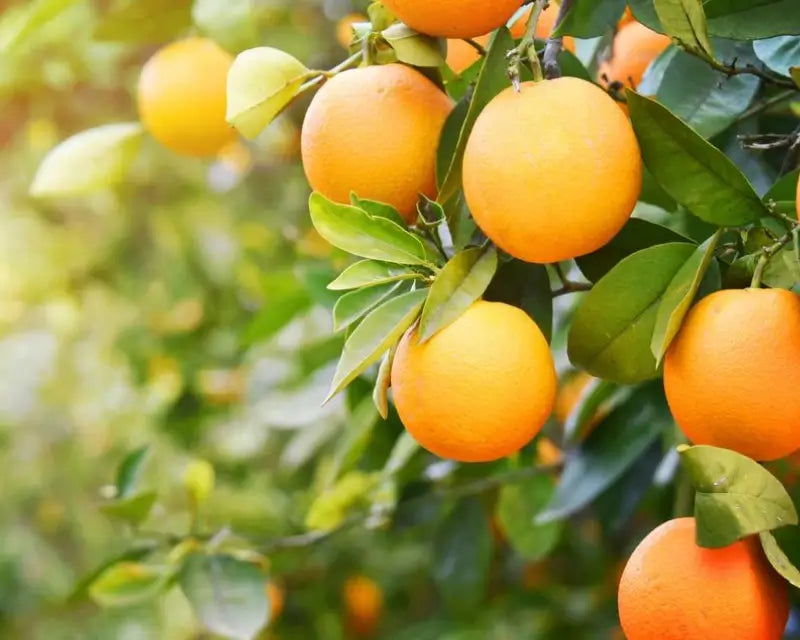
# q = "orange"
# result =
<box><xmin>391</xmin><ymin>301</ymin><xmax>556</xmax><ymax>462</ymax></box>
<box><xmin>619</xmin><ymin>6</ymin><xmax>636</xmax><ymax>27</ymax></box>
<box><xmin>138</xmin><ymin>38</ymin><xmax>237</xmax><ymax>157</ymax></box>
<box><xmin>598</xmin><ymin>22</ymin><xmax>671</xmax><ymax>88</ymax></box>
<box><xmin>463</xmin><ymin>77</ymin><xmax>642</xmax><ymax>263</ymax></box>
<box><xmin>343</xmin><ymin>575</ymin><xmax>383</xmax><ymax>637</ymax></box>
<box><xmin>619</xmin><ymin>518</ymin><xmax>789</xmax><ymax>640</ymax></box>
<box><xmin>267</xmin><ymin>581</ymin><xmax>285</xmax><ymax>623</ymax></box>
<box><xmin>382</xmin><ymin>0</ymin><xmax>523</xmax><ymax>38</ymax></box>
<box><xmin>664</xmin><ymin>288</ymin><xmax>800</xmax><ymax>461</ymax></box>
<box><xmin>301</xmin><ymin>64</ymin><xmax>452</xmax><ymax>223</ymax></box>
<box><xmin>446</xmin><ymin>4</ymin><xmax>575</xmax><ymax>74</ymax></box>
<box><xmin>336</xmin><ymin>13</ymin><xmax>366</xmax><ymax>49</ymax></box>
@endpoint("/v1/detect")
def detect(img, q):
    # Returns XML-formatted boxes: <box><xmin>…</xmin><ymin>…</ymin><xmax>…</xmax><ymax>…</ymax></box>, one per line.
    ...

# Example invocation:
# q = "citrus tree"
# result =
<box><xmin>4</xmin><ymin>0</ymin><xmax>800</xmax><ymax>638</ymax></box>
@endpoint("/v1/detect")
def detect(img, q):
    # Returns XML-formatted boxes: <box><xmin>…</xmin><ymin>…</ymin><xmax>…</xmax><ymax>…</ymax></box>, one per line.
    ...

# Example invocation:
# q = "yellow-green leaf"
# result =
<box><xmin>226</xmin><ymin>47</ymin><xmax>311</xmax><ymax>139</ymax></box>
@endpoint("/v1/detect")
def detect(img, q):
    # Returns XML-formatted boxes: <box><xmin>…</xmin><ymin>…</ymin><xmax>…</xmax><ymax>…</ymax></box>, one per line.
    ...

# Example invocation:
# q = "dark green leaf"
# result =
<box><xmin>484</xmin><ymin>260</ymin><xmax>553</xmax><ymax>342</ymax></box>
<box><xmin>628</xmin><ymin>92</ymin><xmax>767</xmax><ymax>225</ymax></box>
<box><xmin>760</xmin><ymin>528</ymin><xmax>800</xmax><ymax>588</ymax></box>
<box><xmin>763</xmin><ymin>168</ymin><xmax>800</xmax><ymax>203</ymax></box>
<box><xmin>180</xmin><ymin>554</ymin><xmax>269</xmax><ymax>640</ymax></box>
<box><xmin>436</xmin><ymin>96</ymin><xmax>470</xmax><ymax>188</ymax></box>
<box><xmin>437</xmin><ymin>28</ymin><xmax>515</xmax><ymax>204</ymax></box>
<box><xmin>497</xmin><ymin>475</ymin><xmax>562</xmax><ymax>561</ymax></box>
<box><xmin>762</xmin><ymin>245</ymin><xmax>800</xmax><ymax>288</ymax></box>
<box><xmin>115</xmin><ymin>445</ymin><xmax>150</xmax><ymax>498</ymax></box>
<box><xmin>650</xmin><ymin>231</ymin><xmax>721</xmax><ymax>363</ymax></box>
<box><xmin>568</xmin><ymin>243</ymin><xmax>696</xmax><ymax>383</ymax></box>
<box><xmin>419</xmin><ymin>247</ymin><xmax>497</xmax><ymax>342</ymax></box>
<box><xmin>577</xmin><ymin>218</ymin><xmax>690</xmax><ymax>282</ymax></box>
<box><xmin>432</xmin><ymin>498</ymin><xmax>492</xmax><ymax>616</ymax></box>
<box><xmin>555</xmin><ymin>0</ymin><xmax>627</xmax><ymax>37</ymax></box>
<box><xmin>333</xmin><ymin>282</ymin><xmax>402</xmax><ymax>332</ymax></box>
<box><xmin>679</xmin><ymin>445</ymin><xmax>799</xmax><ymax>548</ymax></box>
<box><xmin>638</xmin><ymin>46</ymin><xmax>760</xmax><ymax>139</ymax></box>
<box><xmin>653</xmin><ymin>0</ymin><xmax>714</xmax><ymax>58</ymax></box>
<box><xmin>90</xmin><ymin>562</ymin><xmax>172</xmax><ymax>608</ymax></box>
<box><xmin>538</xmin><ymin>382</ymin><xmax>672</xmax><ymax>523</ymax></box>
<box><xmin>309</xmin><ymin>193</ymin><xmax>429</xmax><ymax>266</ymax></box>
<box><xmin>100</xmin><ymin>491</ymin><xmax>157</xmax><ymax>526</ymax></box>
<box><xmin>326</xmin><ymin>288</ymin><xmax>427</xmax><ymax>401</ymax></box>
<box><xmin>704</xmin><ymin>0</ymin><xmax>800</xmax><ymax>39</ymax></box>
<box><xmin>563</xmin><ymin>378</ymin><xmax>623</xmax><ymax>445</ymax></box>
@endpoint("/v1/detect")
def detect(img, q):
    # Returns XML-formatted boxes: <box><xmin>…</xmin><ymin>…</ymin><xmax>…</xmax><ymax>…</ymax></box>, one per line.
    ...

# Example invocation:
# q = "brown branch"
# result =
<box><xmin>542</xmin><ymin>0</ymin><xmax>574</xmax><ymax>79</ymax></box>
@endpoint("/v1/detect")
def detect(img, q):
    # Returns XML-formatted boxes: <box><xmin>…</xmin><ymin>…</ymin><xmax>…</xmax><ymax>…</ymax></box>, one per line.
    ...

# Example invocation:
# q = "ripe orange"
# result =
<box><xmin>301</xmin><ymin>64</ymin><xmax>452</xmax><ymax>223</ymax></box>
<box><xmin>343</xmin><ymin>575</ymin><xmax>383</xmax><ymax>637</ymax></box>
<box><xmin>598</xmin><ymin>22</ymin><xmax>671</xmax><ymax>88</ymax></box>
<box><xmin>267</xmin><ymin>581</ymin><xmax>285</xmax><ymax>623</ymax></box>
<box><xmin>391</xmin><ymin>301</ymin><xmax>556</xmax><ymax>462</ymax></box>
<box><xmin>446</xmin><ymin>4</ymin><xmax>575</xmax><ymax>74</ymax></box>
<box><xmin>138</xmin><ymin>38</ymin><xmax>237</xmax><ymax>157</ymax></box>
<box><xmin>336</xmin><ymin>13</ymin><xmax>366</xmax><ymax>49</ymax></box>
<box><xmin>619</xmin><ymin>6</ymin><xmax>636</xmax><ymax>27</ymax></box>
<box><xmin>382</xmin><ymin>0</ymin><xmax>523</xmax><ymax>39</ymax></box>
<box><xmin>462</xmin><ymin>77</ymin><xmax>641</xmax><ymax>263</ymax></box>
<box><xmin>664</xmin><ymin>288</ymin><xmax>800</xmax><ymax>461</ymax></box>
<box><xmin>619</xmin><ymin>518</ymin><xmax>789</xmax><ymax>640</ymax></box>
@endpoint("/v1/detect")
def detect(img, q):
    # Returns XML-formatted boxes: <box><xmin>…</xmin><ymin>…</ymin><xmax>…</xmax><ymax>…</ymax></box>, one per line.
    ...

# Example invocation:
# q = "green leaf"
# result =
<box><xmin>436</xmin><ymin>97</ymin><xmax>469</xmax><ymax>189</ymax></box>
<box><xmin>563</xmin><ymin>378</ymin><xmax>622</xmax><ymax>445</ymax></box>
<box><xmin>762</xmin><ymin>245</ymin><xmax>800</xmax><ymax>288</ymax></box>
<box><xmin>30</xmin><ymin>123</ymin><xmax>143</xmax><ymax>198</ymax></box>
<box><xmin>679</xmin><ymin>445</ymin><xmax>799</xmax><ymax>548</ymax></box>
<box><xmin>554</xmin><ymin>0</ymin><xmax>627</xmax><ymax>37</ymax></box>
<box><xmin>68</xmin><ymin>545</ymin><xmax>157</xmax><ymax>604</ymax></box>
<box><xmin>381</xmin><ymin>23</ymin><xmax>445</xmax><ymax>67</ymax></box>
<box><xmin>638</xmin><ymin>45</ymin><xmax>760</xmax><ymax>139</ymax></box>
<box><xmin>484</xmin><ymin>260</ymin><xmax>553</xmax><ymax>343</ymax></box>
<box><xmin>305</xmin><ymin>471</ymin><xmax>378</xmax><ymax>530</ymax></box>
<box><xmin>328</xmin><ymin>260</ymin><xmax>425</xmax><ymax>291</ymax></box>
<box><xmin>333</xmin><ymin>282</ymin><xmax>402</xmax><ymax>332</ymax></box>
<box><xmin>792</xmin><ymin>66</ymin><xmax>800</xmax><ymax>87</ymax></box>
<box><xmin>650</xmin><ymin>231</ymin><xmax>721</xmax><ymax>364</ymax></box>
<box><xmin>382</xmin><ymin>432</ymin><xmax>420</xmax><ymax>478</ymax></box>
<box><xmin>764</xmin><ymin>168</ymin><xmax>800</xmax><ymax>202</ymax></box>
<box><xmin>628</xmin><ymin>92</ymin><xmax>767</xmax><ymax>225</ymax></box>
<box><xmin>0</xmin><ymin>0</ymin><xmax>81</xmax><ymax>51</ymax></box>
<box><xmin>432</xmin><ymin>498</ymin><xmax>492</xmax><ymax>616</ymax></box>
<box><xmin>350</xmin><ymin>194</ymin><xmax>408</xmax><ymax>227</ymax></box>
<box><xmin>577</xmin><ymin>218</ymin><xmax>690</xmax><ymax>282</ymax></box>
<box><xmin>568</xmin><ymin>243</ymin><xmax>696</xmax><ymax>384</ymax></box>
<box><xmin>330</xmin><ymin>396</ymin><xmax>380</xmax><ymax>479</ymax></box>
<box><xmin>180</xmin><ymin>554</ymin><xmax>269</xmax><ymax>639</ymax></box>
<box><xmin>653</xmin><ymin>0</ymin><xmax>714</xmax><ymax>59</ymax></box>
<box><xmin>93</xmin><ymin>0</ymin><xmax>192</xmax><ymax>43</ymax></box>
<box><xmin>226</xmin><ymin>47</ymin><xmax>310</xmax><ymax>139</ymax></box>
<box><xmin>437</xmin><ymin>28</ymin><xmax>515</xmax><ymax>205</ymax></box>
<box><xmin>418</xmin><ymin>247</ymin><xmax>497</xmax><ymax>343</ymax></box>
<box><xmin>326</xmin><ymin>288</ymin><xmax>427</xmax><ymax>402</ymax></box>
<box><xmin>192</xmin><ymin>0</ymin><xmax>258</xmax><ymax>51</ymax></box>
<box><xmin>100</xmin><ymin>491</ymin><xmax>157</xmax><ymax>526</ymax></box>
<box><xmin>538</xmin><ymin>382</ymin><xmax>671</xmax><ymax>523</ymax></box>
<box><xmin>373</xmin><ymin>344</ymin><xmax>396</xmax><ymax>419</ymax></box>
<box><xmin>497</xmin><ymin>475</ymin><xmax>562</xmax><ymax>561</ymax></box>
<box><xmin>90</xmin><ymin>562</ymin><xmax>172</xmax><ymax>608</ymax></box>
<box><xmin>115</xmin><ymin>445</ymin><xmax>150</xmax><ymax>498</ymax></box>
<box><xmin>754</xmin><ymin>36</ymin><xmax>800</xmax><ymax>77</ymax></box>
<box><xmin>760</xmin><ymin>528</ymin><xmax>800</xmax><ymax>589</ymax></box>
<box><xmin>309</xmin><ymin>193</ymin><xmax>430</xmax><ymax>266</ymax></box>
<box><xmin>704</xmin><ymin>0</ymin><xmax>800</xmax><ymax>39</ymax></box>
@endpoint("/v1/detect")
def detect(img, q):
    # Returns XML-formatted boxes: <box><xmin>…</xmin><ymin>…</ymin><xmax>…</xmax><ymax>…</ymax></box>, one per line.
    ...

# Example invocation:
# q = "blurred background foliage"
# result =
<box><xmin>1</xmin><ymin>0</ymin><xmax>799</xmax><ymax>639</ymax></box>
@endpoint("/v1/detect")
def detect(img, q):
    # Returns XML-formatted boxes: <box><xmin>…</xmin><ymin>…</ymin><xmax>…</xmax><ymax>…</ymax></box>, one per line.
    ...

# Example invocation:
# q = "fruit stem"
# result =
<box><xmin>299</xmin><ymin>51</ymin><xmax>364</xmax><ymax>96</ymax></box>
<box><xmin>542</xmin><ymin>0</ymin><xmax>573</xmax><ymax>79</ymax></box>
<box><xmin>507</xmin><ymin>0</ymin><xmax>549</xmax><ymax>86</ymax></box>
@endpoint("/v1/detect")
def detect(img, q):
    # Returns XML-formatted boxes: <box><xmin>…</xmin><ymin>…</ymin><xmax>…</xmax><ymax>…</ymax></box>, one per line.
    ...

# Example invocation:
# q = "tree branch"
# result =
<box><xmin>542</xmin><ymin>0</ymin><xmax>573</xmax><ymax>79</ymax></box>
